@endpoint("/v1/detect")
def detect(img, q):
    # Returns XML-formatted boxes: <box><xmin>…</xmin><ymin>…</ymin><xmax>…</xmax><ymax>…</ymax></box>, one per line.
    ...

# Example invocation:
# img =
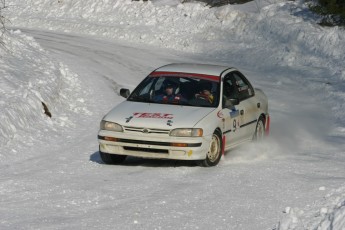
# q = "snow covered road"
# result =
<box><xmin>1</xmin><ymin>29</ymin><xmax>344</xmax><ymax>229</ymax></box>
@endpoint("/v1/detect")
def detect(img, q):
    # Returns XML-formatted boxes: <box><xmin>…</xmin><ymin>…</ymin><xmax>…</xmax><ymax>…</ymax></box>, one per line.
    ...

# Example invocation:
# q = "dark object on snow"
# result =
<box><xmin>202</xmin><ymin>0</ymin><xmax>252</xmax><ymax>7</ymax></box>
<box><xmin>132</xmin><ymin>0</ymin><xmax>253</xmax><ymax>7</ymax></box>
<box><xmin>42</xmin><ymin>102</ymin><xmax>52</xmax><ymax>118</ymax></box>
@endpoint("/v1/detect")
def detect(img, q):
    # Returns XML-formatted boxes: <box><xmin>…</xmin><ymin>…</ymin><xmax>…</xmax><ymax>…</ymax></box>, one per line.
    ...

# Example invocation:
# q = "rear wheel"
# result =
<box><xmin>197</xmin><ymin>130</ymin><xmax>222</xmax><ymax>167</ymax></box>
<box><xmin>253</xmin><ymin>117</ymin><xmax>265</xmax><ymax>141</ymax></box>
<box><xmin>99</xmin><ymin>147</ymin><xmax>127</xmax><ymax>164</ymax></box>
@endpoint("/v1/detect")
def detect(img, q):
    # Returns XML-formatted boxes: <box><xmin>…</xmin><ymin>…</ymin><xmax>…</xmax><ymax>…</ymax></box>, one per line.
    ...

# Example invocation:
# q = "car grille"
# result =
<box><xmin>123</xmin><ymin>146</ymin><xmax>169</xmax><ymax>154</ymax></box>
<box><xmin>123</xmin><ymin>126</ymin><xmax>170</xmax><ymax>135</ymax></box>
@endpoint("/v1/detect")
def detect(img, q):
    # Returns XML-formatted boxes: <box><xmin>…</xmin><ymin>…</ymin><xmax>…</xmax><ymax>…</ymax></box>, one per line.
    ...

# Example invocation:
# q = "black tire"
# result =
<box><xmin>197</xmin><ymin>130</ymin><xmax>223</xmax><ymax>167</ymax></box>
<box><xmin>99</xmin><ymin>148</ymin><xmax>127</xmax><ymax>165</ymax></box>
<box><xmin>253</xmin><ymin>116</ymin><xmax>265</xmax><ymax>141</ymax></box>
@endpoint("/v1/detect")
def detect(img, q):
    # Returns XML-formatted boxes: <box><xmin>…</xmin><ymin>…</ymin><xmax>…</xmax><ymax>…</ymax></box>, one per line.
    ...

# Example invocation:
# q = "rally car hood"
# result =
<box><xmin>103</xmin><ymin>101</ymin><xmax>216</xmax><ymax>129</ymax></box>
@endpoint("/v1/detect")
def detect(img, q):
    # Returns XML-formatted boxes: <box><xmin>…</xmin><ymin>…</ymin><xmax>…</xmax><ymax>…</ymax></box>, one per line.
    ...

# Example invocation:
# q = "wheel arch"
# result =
<box><xmin>259</xmin><ymin>113</ymin><xmax>266</xmax><ymax>124</ymax></box>
<box><xmin>215</xmin><ymin>127</ymin><xmax>222</xmax><ymax>135</ymax></box>
<box><xmin>259</xmin><ymin>113</ymin><xmax>270</xmax><ymax>136</ymax></box>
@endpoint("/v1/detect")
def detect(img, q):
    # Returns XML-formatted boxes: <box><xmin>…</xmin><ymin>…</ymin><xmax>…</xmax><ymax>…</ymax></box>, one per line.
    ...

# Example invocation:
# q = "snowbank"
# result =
<box><xmin>0</xmin><ymin>31</ymin><xmax>86</xmax><ymax>152</ymax></box>
<box><xmin>279</xmin><ymin>186</ymin><xmax>345</xmax><ymax>230</ymax></box>
<box><xmin>6</xmin><ymin>0</ymin><xmax>345</xmax><ymax>125</ymax></box>
<box><xmin>6</xmin><ymin>0</ymin><xmax>344</xmax><ymax>68</ymax></box>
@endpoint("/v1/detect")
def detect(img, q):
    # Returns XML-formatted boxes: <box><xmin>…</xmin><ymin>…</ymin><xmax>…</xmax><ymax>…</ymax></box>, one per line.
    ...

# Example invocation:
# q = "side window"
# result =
<box><xmin>232</xmin><ymin>72</ymin><xmax>254</xmax><ymax>101</ymax></box>
<box><xmin>223</xmin><ymin>76</ymin><xmax>237</xmax><ymax>99</ymax></box>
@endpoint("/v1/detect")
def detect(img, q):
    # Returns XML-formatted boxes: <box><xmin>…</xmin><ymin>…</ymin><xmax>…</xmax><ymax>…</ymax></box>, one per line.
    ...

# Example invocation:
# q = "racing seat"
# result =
<box><xmin>179</xmin><ymin>81</ymin><xmax>195</xmax><ymax>100</ymax></box>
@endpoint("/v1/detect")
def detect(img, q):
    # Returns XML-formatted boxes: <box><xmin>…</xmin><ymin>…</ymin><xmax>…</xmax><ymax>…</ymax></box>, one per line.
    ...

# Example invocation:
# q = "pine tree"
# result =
<box><xmin>311</xmin><ymin>0</ymin><xmax>345</xmax><ymax>26</ymax></box>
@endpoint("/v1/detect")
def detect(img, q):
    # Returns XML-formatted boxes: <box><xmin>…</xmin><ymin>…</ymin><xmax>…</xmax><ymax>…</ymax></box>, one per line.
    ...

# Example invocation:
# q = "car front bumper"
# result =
<box><xmin>98</xmin><ymin>130</ymin><xmax>211</xmax><ymax>160</ymax></box>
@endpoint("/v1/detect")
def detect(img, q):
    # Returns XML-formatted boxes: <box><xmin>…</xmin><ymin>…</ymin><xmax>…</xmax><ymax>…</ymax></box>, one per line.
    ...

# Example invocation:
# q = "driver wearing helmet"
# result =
<box><xmin>154</xmin><ymin>82</ymin><xmax>184</xmax><ymax>104</ymax></box>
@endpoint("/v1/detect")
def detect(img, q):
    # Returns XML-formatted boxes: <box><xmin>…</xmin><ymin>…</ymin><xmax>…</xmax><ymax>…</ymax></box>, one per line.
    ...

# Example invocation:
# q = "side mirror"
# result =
<box><xmin>120</xmin><ymin>88</ymin><xmax>130</xmax><ymax>98</ymax></box>
<box><xmin>224</xmin><ymin>98</ymin><xmax>239</xmax><ymax>108</ymax></box>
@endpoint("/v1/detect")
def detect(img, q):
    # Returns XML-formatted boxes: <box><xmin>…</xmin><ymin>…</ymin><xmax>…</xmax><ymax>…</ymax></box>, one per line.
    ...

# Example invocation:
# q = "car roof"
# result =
<box><xmin>154</xmin><ymin>63</ymin><xmax>235</xmax><ymax>76</ymax></box>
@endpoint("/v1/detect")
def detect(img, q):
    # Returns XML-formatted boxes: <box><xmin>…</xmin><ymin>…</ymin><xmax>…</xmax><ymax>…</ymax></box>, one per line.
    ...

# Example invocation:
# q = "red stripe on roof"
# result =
<box><xmin>150</xmin><ymin>71</ymin><xmax>220</xmax><ymax>82</ymax></box>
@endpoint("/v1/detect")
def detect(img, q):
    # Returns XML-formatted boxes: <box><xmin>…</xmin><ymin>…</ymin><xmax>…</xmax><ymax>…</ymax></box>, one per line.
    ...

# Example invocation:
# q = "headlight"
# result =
<box><xmin>100</xmin><ymin>121</ymin><xmax>123</xmax><ymax>132</ymax></box>
<box><xmin>170</xmin><ymin>128</ymin><xmax>203</xmax><ymax>137</ymax></box>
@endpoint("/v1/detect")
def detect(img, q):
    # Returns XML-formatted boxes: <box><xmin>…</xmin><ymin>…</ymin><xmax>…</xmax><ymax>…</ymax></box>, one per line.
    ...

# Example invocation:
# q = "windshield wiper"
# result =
<box><xmin>128</xmin><ymin>95</ymin><xmax>152</xmax><ymax>103</ymax></box>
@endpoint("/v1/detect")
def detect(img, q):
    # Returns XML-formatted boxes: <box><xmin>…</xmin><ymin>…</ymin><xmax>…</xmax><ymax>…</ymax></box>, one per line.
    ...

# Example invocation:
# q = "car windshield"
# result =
<box><xmin>127</xmin><ymin>72</ymin><xmax>220</xmax><ymax>107</ymax></box>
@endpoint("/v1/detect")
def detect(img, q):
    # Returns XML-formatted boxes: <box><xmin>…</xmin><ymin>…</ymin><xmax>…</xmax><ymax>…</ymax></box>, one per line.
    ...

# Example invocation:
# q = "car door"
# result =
<box><xmin>221</xmin><ymin>75</ymin><xmax>246</xmax><ymax>149</ymax></box>
<box><xmin>222</xmin><ymin>72</ymin><xmax>258</xmax><ymax>148</ymax></box>
<box><xmin>232</xmin><ymin>71</ymin><xmax>258</xmax><ymax>141</ymax></box>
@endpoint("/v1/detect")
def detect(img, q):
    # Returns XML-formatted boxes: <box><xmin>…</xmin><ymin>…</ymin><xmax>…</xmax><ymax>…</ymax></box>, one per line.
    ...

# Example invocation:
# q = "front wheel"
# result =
<box><xmin>197</xmin><ymin>130</ymin><xmax>222</xmax><ymax>167</ymax></box>
<box><xmin>99</xmin><ymin>148</ymin><xmax>127</xmax><ymax>165</ymax></box>
<box><xmin>253</xmin><ymin>117</ymin><xmax>265</xmax><ymax>141</ymax></box>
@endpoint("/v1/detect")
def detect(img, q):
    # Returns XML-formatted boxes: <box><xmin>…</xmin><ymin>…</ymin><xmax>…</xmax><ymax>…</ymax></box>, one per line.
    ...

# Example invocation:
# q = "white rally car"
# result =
<box><xmin>98</xmin><ymin>63</ymin><xmax>269</xmax><ymax>166</ymax></box>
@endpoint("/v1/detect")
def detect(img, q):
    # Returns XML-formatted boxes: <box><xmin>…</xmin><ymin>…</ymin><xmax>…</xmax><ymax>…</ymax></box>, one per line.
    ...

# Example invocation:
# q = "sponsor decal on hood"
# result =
<box><xmin>103</xmin><ymin>101</ymin><xmax>215</xmax><ymax>128</ymax></box>
<box><xmin>132</xmin><ymin>112</ymin><xmax>173</xmax><ymax>119</ymax></box>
